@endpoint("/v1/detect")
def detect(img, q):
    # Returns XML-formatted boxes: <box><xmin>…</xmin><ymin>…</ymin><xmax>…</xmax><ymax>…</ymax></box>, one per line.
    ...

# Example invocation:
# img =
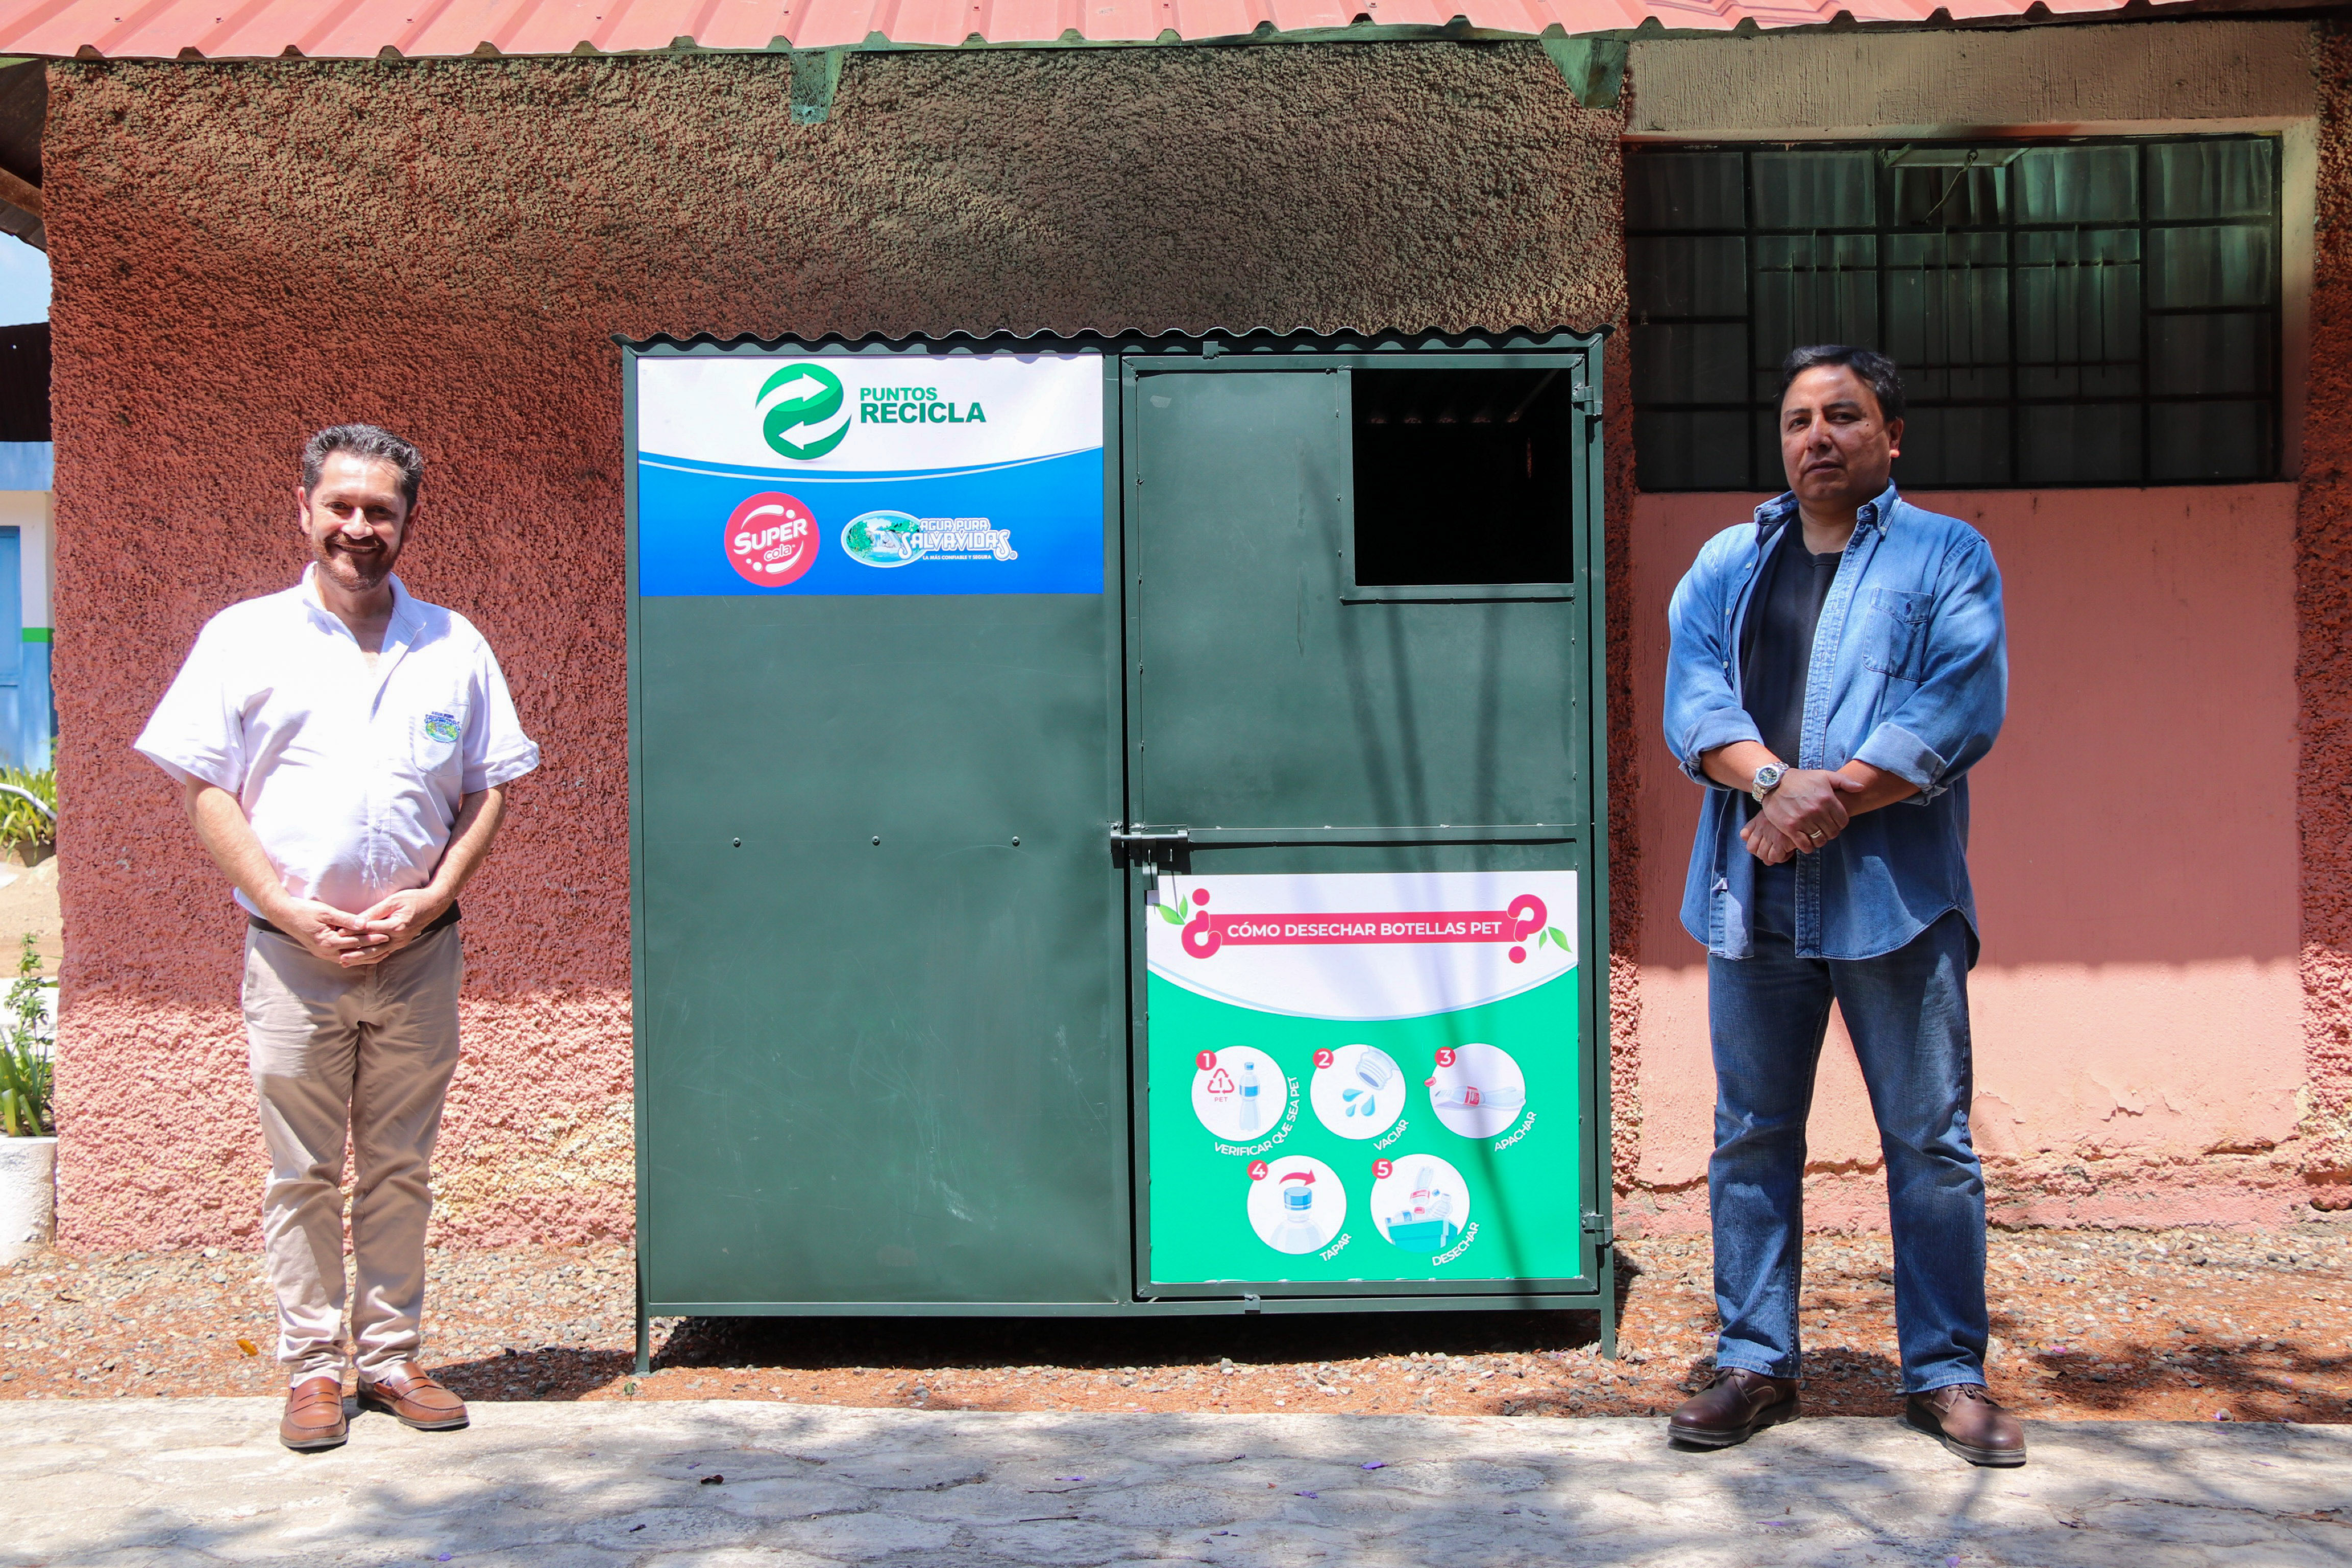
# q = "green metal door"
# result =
<box><xmin>1118</xmin><ymin>339</ymin><xmax>1612</xmax><ymax>1307</ymax></box>
<box><xmin>627</xmin><ymin>343</ymin><xmax>1128</xmax><ymax>1315</ymax></box>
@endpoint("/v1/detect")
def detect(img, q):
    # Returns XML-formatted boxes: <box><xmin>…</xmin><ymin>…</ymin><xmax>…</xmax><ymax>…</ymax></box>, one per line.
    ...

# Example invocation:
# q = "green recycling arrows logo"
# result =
<box><xmin>757</xmin><ymin>362</ymin><xmax>850</xmax><ymax>461</ymax></box>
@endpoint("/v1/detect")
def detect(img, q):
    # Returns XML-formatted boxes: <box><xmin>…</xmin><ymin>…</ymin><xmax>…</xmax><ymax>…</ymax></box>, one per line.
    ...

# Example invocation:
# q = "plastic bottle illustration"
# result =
<box><xmin>1354</xmin><ymin>1049</ymin><xmax>1400</xmax><ymax>1094</ymax></box>
<box><xmin>1385</xmin><ymin>1163</ymin><xmax>1461</xmax><ymax>1253</ymax></box>
<box><xmin>1276</xmin><ymin>1172</ymin><xmax>1321</xmax><ymax>1252</ymax></box>
<box><xmin>1410</xmin><ymin>1163</ymin><xmax>1438</xmax><ymax>1217</ymax></box>
<box><xmin>1238</xmin><ymin>1062</ymin><xmax>1261</xmax><ymax>1134</ymax></box>
<box><xmin>1430</xmin><ymin>1082</ymin><xmax>1525</xmax><ymax>1114</ymax></box>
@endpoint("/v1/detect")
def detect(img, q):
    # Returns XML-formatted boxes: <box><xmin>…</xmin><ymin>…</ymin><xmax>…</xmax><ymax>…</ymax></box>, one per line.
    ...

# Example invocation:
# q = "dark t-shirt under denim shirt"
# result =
<box><xmin>1736</xmin><ymin>524</ymin><xmax>1841</xmax><ymax>911</ymax></box>
<box><xmin>1739</xmin><ymin>523</ymin><xmax>1845</xmax><ymax>778</ymax></box>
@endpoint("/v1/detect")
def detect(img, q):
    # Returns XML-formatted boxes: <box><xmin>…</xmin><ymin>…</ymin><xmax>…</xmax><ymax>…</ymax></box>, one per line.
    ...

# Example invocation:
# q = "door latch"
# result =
<box><xmin>1582</xmin><ymin>1209</ymin><xmax>1614</xmax><ymax>1250</ymax></box>
<box><xmin>1110</xmin><ymin>826</ymin><xmax>1191</xmax><ymax>872</ymax></box>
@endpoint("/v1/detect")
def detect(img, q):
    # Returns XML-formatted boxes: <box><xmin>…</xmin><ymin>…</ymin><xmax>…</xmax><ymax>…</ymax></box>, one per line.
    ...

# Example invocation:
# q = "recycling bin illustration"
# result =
<box><xmin>623</xmin><ymin>331</ymin><xmax>1614</xmax><ymax>1361</ymax></box>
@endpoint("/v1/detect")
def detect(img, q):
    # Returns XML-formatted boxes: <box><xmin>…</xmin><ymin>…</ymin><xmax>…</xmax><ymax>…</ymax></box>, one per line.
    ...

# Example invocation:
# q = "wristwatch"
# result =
<box><xmin>1750</xmin><ymin>762</ymin><xmax>1788</xmax><ymax>805</ymax></box>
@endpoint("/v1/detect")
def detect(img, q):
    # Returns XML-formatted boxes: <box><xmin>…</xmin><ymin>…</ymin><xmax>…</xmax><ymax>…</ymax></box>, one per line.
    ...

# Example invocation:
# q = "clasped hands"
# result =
<box><xmin>1742</xmin><ymin>768</ymin><xmax>1869</xmax><ymax>866</ymax></box>
<box><xmin>267</xmin><ymin>887</ymin><xmax>451</xmax><ymax>968</ymax></box>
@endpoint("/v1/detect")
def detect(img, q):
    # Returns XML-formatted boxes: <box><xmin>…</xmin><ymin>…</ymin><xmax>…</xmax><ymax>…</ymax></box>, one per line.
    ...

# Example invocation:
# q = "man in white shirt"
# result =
<box><xmin>135</xmin><ymin>425</ymin><xmax>538</xmax><ymax>1452</ymax></box>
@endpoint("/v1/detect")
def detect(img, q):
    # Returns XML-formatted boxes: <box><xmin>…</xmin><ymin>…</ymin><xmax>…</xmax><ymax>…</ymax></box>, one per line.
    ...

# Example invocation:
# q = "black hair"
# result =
<box><xmin>301</xmin><ymin>424</ymin><xmax>425</xmax><ymax>508</ymax></box>
<box><xmin>1777</xmin><ymin>346</ymin><xmax>1906</xmax><ymax>425</ymax></box>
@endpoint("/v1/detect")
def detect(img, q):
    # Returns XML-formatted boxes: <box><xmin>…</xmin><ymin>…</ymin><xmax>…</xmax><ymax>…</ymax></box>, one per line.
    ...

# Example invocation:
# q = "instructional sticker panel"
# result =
<box><xmin>1144</xmin><ymin>871</ymin><xmax>1583</xmax><ymax>1288</ymax></box>
<box><xmin>634</xmin><ymin>353</ymin><xmax>1105</xmax><ymax>596</ymax></box>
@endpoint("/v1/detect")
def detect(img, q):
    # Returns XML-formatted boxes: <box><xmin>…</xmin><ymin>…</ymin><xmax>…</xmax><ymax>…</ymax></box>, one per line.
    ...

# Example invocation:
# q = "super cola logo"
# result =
<box><xmin>725</xmin><ymin>493</ymin><xmax>819</xmax><ymax>587</ymax></box>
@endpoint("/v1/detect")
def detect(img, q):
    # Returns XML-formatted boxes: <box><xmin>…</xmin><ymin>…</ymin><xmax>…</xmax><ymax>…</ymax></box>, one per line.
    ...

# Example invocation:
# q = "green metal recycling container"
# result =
<box><xmin>623</xmin><ymin>331</ymin><xmax>1616</xmax><ymax>1360</ymax></box>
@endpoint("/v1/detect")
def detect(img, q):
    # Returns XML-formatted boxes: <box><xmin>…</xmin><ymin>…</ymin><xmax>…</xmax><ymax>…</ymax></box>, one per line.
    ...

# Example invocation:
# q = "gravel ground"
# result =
<box><xmin>11</xmin><ymin>1402</ymin><xmax>2351</xmax><ymax>1568</ymax></box>
<box><xmin>3</xmin><ymin>1225</ymin><xmax>2346</xmax><ymax>1424</ymax></box>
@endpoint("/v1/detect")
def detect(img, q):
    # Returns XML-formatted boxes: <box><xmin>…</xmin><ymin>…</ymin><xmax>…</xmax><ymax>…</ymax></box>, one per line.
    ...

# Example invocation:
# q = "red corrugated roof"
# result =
<box><xmin>0</xmin><ymin>0</ymin><xmax>2143</xmax><ymax>60</ymax></box>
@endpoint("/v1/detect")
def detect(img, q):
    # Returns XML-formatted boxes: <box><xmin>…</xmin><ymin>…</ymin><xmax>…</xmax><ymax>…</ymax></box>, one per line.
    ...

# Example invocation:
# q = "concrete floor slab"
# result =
<box><xmin>0</xmin><ymin>1400</ymin><xmax>2345</xmax><ymax>1566</ymax></box>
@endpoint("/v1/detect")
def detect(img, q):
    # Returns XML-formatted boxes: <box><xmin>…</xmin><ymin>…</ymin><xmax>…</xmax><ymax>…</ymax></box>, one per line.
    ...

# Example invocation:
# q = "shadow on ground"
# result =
<box><xmin>5</xmin><ymin>1400</ymin><xmax>2349</xmax><ymax>1567</ymax></box>
<box><xmin>663</xmin><ymin>1304</ymin><xmax>1623</xmax><ymax>1376</ymax></box>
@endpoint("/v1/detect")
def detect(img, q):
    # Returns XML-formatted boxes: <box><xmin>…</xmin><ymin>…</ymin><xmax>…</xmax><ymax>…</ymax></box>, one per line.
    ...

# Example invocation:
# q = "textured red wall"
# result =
<box><xmin>42</xmin><ymin>48</ymin><xmax>1632</xmax><ymax>1246</ymax></box>
<box><xmin>2298</xmin><ymin>23</ymin><xmax>2352</xmax><ymax>1207</ymax></box>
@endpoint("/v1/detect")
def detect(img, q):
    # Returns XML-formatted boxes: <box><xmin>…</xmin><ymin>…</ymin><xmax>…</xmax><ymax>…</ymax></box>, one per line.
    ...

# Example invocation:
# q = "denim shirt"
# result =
<box><xmin>1665</xmin><ymin>484</ymin><xmax>2007</xmax><ymax>962</ymax></box>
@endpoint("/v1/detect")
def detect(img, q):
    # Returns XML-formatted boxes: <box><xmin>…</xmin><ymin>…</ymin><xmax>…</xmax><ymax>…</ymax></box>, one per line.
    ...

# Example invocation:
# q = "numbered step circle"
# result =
<box><xmin>1308</xmin><ymin>1044</ymin><xmax>1407</xmax><ymax>1139</ymax></box>
<box><xmin>1426</xmin><ymin>1042</ymin><xmax>1527</xmax><ymax>1139</ymax></box>
<box><xmin>1192</xmin><ymin>1046</ymin><xmax>1288</xmax><ymax>1142</ymax></box>
<box><xmin>1370</xmin><ymin>1155</ymin><xmax>1473</xmax><ymax>1254</ymax></box>
<box><xmin>1247</xmin><ymin>1156</ymin><xmax>1346</xmax><ymax>1255</ymax></box>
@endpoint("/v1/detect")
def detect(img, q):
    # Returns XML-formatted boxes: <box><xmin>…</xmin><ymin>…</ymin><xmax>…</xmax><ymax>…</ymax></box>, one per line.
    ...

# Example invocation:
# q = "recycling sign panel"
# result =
<box><xmin>633</xmin><ymin>352</ymin><xmax>1104</xmax><ymax>596</ymax></box>
<box><xmin>1143</xmin><ymin>871</ymin><xmax>1584</xmax><ymax>1289</ymax></box>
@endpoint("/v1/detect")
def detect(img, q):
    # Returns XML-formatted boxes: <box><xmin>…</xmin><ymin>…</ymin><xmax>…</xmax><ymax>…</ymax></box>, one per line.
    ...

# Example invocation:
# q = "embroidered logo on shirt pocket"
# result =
<box><xmin>415</xmin><ymin>707</ymin><xmax>465</xmax><ymax>767</ymax></box>
<box><xmin>1860</xmin><ymin>587</ymin><xmax>1933</xmax><ymax>680</ymax></box>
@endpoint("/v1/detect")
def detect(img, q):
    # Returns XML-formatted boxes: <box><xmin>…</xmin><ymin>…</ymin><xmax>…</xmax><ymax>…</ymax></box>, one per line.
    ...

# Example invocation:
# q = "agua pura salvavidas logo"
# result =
<box><xmin>842</xmin><ymin>510</ymin><xmax>1017</xmax><ymax>569</ymax></box>
<box><xmin>757</xmin><ymin>363</ymin><xmax>850</xmax><ymax>461</ymax></box>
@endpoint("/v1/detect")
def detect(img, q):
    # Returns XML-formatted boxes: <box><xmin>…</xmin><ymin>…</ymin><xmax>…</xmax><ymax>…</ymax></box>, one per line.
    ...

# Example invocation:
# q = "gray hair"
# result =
<box><xmin>1777</xmin><ymin>346</ymin><xmax>1906</xmax><ymax>425</ymax></box>
<box><xmin>301</xmin><ymin>424</ymin><xmax>425</xmax><ymax>507</ymax></box>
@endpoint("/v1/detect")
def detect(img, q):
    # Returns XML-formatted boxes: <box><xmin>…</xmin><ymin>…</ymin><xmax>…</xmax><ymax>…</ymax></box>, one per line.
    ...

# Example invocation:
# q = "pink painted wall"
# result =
<box><xmin>1626</xmin><ymin>485</ymin><xmax>2309</xmax><ymax>1234</ymax></box>
<box><xmin>38</xmin><ymin>43</ymin><xmax>2351</xmax><ymax>1250</ymax></box>
<box><xmin>41</xmin><ymin>49</ymin><xmax>1631</xmax><ymax>1250</ymax></box>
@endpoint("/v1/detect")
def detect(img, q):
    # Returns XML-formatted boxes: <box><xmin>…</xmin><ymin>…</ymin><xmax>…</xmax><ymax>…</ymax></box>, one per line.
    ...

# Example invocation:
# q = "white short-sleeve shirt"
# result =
<box><xmin>135</xmin><ymin>566</ymin><xmax>541</xmax><ymax>917</ymax></box>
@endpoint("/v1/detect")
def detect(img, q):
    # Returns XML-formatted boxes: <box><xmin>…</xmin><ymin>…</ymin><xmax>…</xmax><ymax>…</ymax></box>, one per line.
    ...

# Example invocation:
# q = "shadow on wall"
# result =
<box><xmin>1621</xmin><ymin>485</ymin><xmax>2309</xmax><ymax>1226</ymax></box>
<box><xmin>1630</xmin><ymin>486</ymin><xmax>2301</xmax><ymax>971</ymax></box>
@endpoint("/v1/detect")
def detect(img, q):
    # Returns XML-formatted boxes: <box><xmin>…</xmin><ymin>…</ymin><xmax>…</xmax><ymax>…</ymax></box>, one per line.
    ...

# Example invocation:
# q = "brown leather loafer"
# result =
<box><xmin>1905</xmin><ymin>1384</ymin><xmax>2027</xmax><ymax>1467</ymax></box>
<box><xmin>1667</xmin><ymin>1367</ymin><xmax>1802</xmax><ymax>1448</ymax></box>
<box><xmin>280</xmin><ymin>1375</ymin><xmax>349</xmax><ymax>1452</ymax></box>
<box><xmin>356</xmin><ymin>1361</ymin><xmax>470</xmax><ymax>1431</ymax></box>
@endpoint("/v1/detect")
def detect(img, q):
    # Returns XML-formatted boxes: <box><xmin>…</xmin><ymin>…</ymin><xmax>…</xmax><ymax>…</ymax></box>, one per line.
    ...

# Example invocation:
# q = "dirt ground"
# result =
<box><xmin>3</xmin><ymin>1224</ymin><xmax>2346</xmax><ymax>1424</ymax></box>
<box><xmin>0</xmin><ymin>849</ymin><xmax>61</xmax><ymax>978</ymax></box>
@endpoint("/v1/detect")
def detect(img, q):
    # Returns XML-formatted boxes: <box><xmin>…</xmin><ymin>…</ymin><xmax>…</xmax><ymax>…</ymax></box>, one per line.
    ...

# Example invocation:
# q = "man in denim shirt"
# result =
<box><xmin>1661</xmin><ymin>347</ymin><xmax>2020</xmax><ymax>1466</ymax></box>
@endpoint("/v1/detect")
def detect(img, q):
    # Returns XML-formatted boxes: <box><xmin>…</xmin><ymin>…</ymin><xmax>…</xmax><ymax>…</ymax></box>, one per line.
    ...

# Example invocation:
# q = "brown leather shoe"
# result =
<box><xmin>1667</xmin><ymin>1367</ymin><xmax>1802</xmax><ymax>1448</ymax></box>
<box><xmin>356</xmin><ymin>1362</ymin><xmax>470</xmax><ymax>1431</ymax></box>
<box><xmin>280</xmin><ymin>1375</ymin><xmax>349</xmax><ymax>1452</ymax></box>
<box><xmin>1905</xmin><ymin>1384</ymin><xmax>2027</xmax><ymax>1467</ymax></box>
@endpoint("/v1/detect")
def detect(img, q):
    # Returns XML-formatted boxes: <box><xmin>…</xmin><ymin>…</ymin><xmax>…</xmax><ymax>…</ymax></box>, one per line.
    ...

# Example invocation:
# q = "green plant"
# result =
<box><xmin>0</xmin><ymin>766</ymin><xmax>55</xmax><ymax>851</ymax></box>
<box><xmin>0</xmin><ymin>934</ymin><xmax>52</xmax><ymax>1136</ymax></box>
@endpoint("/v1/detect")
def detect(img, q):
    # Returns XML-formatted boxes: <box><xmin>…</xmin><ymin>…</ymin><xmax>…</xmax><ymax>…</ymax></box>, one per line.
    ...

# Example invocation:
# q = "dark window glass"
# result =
<box><xmin>1627</xmin><ymin>136</ymin><xmax>2281</xmax><ymax>491</ymax></box>
<box><xmin>1627</xmin><ymin>235</ymin><xmax>1746</xmax><ymax>317</ymax></box>
<box><xmin>2149</xmin><ymin>401</ymin><xmax>2271</xmax><ymax>482</ymax></box>
<box><xmin>1897</xmin><ymin>406</ymin><xmax>2015</xmax><ymax>488</ymax></box>
<box><xmin>1752</xmin><ymin>235</ymin><xmax>1880</xmax><ymax>380</ymax></box>
<box><xmin>1752</xmin><ymin>151</ymin><xmax>1877</xmax><ymax>228</ymax></box>
<box><xmin>2147</xmin><ymin>138</ymin><xmax>2273</xmax><ymax>220</ymax></box>
<box><xmin>1625</xmin><ymin>151</ymin><xmax>1745</xmax><ymax>230</ymax></box>
<box><xmin>1631</xmin><ymin>323</ymin><xmax>1745</xmax><ymax>406</ymax></box>
<box><xmin>2019</xmin><ymin>404</ymin><xmax>2142</xmax><ymax>485</ymax></box>
<box><xmin>2011</xmin><ymin>145</ymin><xmax>2138</xmax><ymax>224</ymax></box>
<box><xmin>2148</xmin><ymin>225</ymin><xmax>2273</xmax><ymax>310</ymax></box>
<box><xmin>1636</xmin><ymin>410</ymin><xmax>1751</xmax><ymax>493</ymax></box>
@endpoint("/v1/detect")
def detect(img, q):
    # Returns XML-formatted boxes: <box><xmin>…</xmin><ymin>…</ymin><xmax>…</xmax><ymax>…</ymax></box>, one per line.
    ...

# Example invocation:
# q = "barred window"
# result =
<box><xmin>1627</xmin><ymin>137</ymin><xmax>2283</xmax><ymax>491</ymax></box>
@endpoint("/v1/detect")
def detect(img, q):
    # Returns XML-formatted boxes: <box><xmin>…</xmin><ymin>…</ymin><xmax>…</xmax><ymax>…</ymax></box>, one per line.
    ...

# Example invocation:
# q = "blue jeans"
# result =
<box><xmin>1706</xmin><ymin>861</ymin><xmax>1989</xmax><ymax>1393</ymax></box>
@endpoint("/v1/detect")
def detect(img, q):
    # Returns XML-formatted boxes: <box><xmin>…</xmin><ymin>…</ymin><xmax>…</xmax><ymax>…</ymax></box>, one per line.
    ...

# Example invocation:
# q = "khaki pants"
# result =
<box><xmin>242</xmin><ymin>924</ymin><xmax>463</xmax><ymax>1382</ymax></box>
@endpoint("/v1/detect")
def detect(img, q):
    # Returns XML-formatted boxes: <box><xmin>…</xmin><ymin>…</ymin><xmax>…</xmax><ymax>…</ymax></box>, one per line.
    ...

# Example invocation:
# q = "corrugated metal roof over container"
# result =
<box><xmin>0</xmin><ymin>0</ymin><xmax>2144</xmax><ymax>60</ymax></box>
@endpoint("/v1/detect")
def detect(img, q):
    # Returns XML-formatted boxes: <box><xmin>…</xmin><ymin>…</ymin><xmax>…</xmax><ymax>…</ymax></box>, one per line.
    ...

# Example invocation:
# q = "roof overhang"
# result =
<box><xmin>0</xmin><ymin>0</ymin><xmax>2186</xmax><ymax>64</ymax></box>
